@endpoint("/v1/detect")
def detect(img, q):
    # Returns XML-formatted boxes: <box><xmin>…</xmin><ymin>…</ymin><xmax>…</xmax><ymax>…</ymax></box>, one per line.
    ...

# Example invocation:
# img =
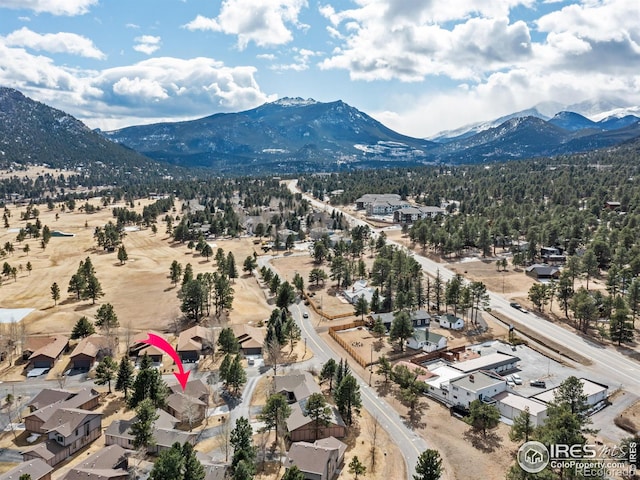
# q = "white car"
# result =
<box><xmin>506</xmin><ymin>376</ymin><xmax>516</xmax><ymax>387</ymax></box>
<box><xmin>511</xmin><ymin>374</ymin><xmax>522</xmax><ymax>385</ymax></box>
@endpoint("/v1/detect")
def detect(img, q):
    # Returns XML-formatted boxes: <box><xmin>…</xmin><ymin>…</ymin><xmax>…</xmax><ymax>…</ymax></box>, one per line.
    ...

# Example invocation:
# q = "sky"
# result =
<box><xmin>0</xmin><ymin>0</ymin><xmax>639</xmax><ymax>138</ymax></box>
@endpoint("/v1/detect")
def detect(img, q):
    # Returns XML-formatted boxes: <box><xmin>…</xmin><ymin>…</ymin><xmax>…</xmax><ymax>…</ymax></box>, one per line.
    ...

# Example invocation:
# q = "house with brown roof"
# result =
<box><xmin>0</xmin><ymin>458</ymin><xmax>53</xmax><ymax>480</ymax></box>
<box><xmin>105</xmin><ymin>409</ymin><xmax>197</xmax><ymax>455</ymax></box>
<box><xmin>60</xmin><ymin>444</ymin><xmax>129</xmax><ymax>480</ymax></box>
<box><xmin>24</xmin><ymin>335</ymin><xmax>69</xmax><ymax>370</ymax></box>
<box><xmin>231</xmin><ymin>324</ymin><xmax>265</xmax><ymax>356</ymax></box>
<box><xmin>274</xmin><ymin>371</ymin><xmax>346</xmax><ymax>442</ymax></box>
<box><xmin>169</xmin><ymin>378</ymin><xmax>211</xmax><ymax>404</ymax></box>
<box><xmin>284</xmin><ymin>436</ymin><xmax>347</xmax><ymax>480</ymax></box>
<box><xmin>165</xmin><ymin>392</ymin><xmax>206</xmax><ymax>427</ymax></box>
<box><xmin>25</xmin><ymin>388</ymin><xmax>100</xmax><ymax>434</ymax></box>
<box><xmin>176</xmin><ymin>326</ymin><xmax>214</xmax><ymax>362</ymax></box>
<box><xmin>22</xmin><ymin>409</ymin><xmax>102</xmax><ymax>466</ymax></box>
<box><xmin>129</xmin><ymin>330</ymin><xmax>166</xmax><ymax>364</ymax></box>
<box><xmin>27</xmin><ymin>389</ymin><xmax>76</xmax><ymax>412</ymax></box>
<box><xmin>195</xmin><ymin>452</ymin><xmax>227</xmax><ymax>480</ymax></box>
<box><xmin>69</xmin><ymin>334</ymin><xmax>112</xmax><ymax>370</ymax></box>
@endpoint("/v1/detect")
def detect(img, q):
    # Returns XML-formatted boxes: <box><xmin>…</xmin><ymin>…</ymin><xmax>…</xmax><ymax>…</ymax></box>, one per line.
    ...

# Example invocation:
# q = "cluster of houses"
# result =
<box><xmin>354</xmin><ymin>194</ymin><xmax>445</xmax><ymax>224</ymax></box>
<box><xmin>275</xmin><ymin>371</ymin><xmax>348</xmax><ymax>480</ymax></box>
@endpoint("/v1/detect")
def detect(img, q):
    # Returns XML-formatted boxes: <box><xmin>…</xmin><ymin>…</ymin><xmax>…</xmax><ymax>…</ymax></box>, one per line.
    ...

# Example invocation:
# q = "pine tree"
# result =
<box><xmin>335</xmin><ymin>374</ymin><xmax>361</xmax><ymax>425</ymax></box>
<box><xmin>182</xmin><ymin>442</ymin><xmax>206</xmax><ymax>480</ymax></box>
<box><xmin>281</xmin><ymin>466</ymin><xmax>305</xmax><ymax>480</ymax></box>
<box><xmin>348</xmin><ymin>456</ymin><xmax>366</xmax><ymax>479</ymax></box>
<box><xmin>320</xmin><ymin>358</ymin><xmax>337</xmax><ymax>391</ymax></box>
<box><xmin>115</xmin><ymin>357</ymin><xmax>135</xmax><ymax>399</ymax></box>
<box><xmin>128</xmin><ymin>354</ymin><xmax>168</xmax><ymax>409</ymax></box>
<box><xmin>117</xmin><ymin>245</ymin><xmax>128</xmax><ymax>264</ymax></box>
<box><xmin>257</xmin><ymin>393</ymin><xmax>292</xmax><ymax>443</ymax></box>
<box><xmin>305</xmin><ymin>392</ymin><xmax>332</xmax><ymax>441</ymax></box>
<box><xmin>94</xmin><ymin>356</ymin><xmax>117</xmax><ymax>393</ymax></box>
<box><xmin>131</xmin><ymin>398</ymin><xmax>158</xmax><ymax>451</ymax></box>
<box><xmin>71</xmin><ymin>316</ymin><xmax>95</xmax><ymax>339</ymax></box>
<box><xmin>414</xmin><ymin>449</ymin><xmax>443</xmax><ymax>480</ymax></box>
<box><xmin>230</xmin><ymin>417</ymin><xmax>256</xmax><ymax>474</ymax></box>
<box><xmin>149</xmin><ymin>441</ymin><xmax>183</xmax><ymax>479</ymax></box>
<box><xmin>510</xmin><ymin>407</ymin><xmax>535</xmax><ymax>443</ymax></box>
<box><xmin>50</xmin><ymin>282</ymin><xmax>60</xmax><ymax>306</ymax></box>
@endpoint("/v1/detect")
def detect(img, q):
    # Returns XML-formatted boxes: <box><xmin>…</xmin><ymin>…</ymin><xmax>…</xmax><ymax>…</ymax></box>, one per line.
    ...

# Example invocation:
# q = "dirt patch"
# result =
<box><xmin>614</xmin><ymin>399</ymin><xmax>640</xmax><ymax>434</ymax></box>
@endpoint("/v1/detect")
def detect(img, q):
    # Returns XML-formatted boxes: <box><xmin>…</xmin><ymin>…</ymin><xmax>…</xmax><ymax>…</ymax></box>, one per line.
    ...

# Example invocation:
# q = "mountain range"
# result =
<box><xmin>1</xmin><ymin>86</ymin><xmax>640</xmax><ymax>175</ymax></box>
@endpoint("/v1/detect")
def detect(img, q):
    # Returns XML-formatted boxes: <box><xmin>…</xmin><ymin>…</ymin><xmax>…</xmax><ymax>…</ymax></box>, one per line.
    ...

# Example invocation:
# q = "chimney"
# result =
<box><xmin>469</xmin><ymin>375</ymin><xmax>474</xmax><ymax>383</ymax></box>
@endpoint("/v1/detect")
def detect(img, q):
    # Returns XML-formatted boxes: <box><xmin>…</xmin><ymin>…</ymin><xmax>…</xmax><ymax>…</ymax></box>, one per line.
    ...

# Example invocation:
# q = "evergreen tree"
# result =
<box><xmin>227</xmin><ymin>355</ymin><xmax>247</xmax><ymax>394</ymax></box>
<box><xmin>230</xmin><ymin>417</ymin><xmax>256</xmax><ymax>474</ymax></box>
<box><xmin>276</xmin><ymin>281</ymin><xmax>296</xmax><ymax>310</ymax></box>
<box><xmin>348</xmin><ymin>456</ymin><xmax>366</xmax><ymax>479</ymax></box>
<box><xmin>95</xmin><ymin>303</ymin><xmax>119</xmax><ymax>336</ymax></box>
<box><xmin>610</xmin><ymin>299</ymin><xmax>634</xmax><ymax>345</ymax></box>
<box><xmin>71</xmin><ymin>316</ymin><xmax>95</xmax><ymax>339</ymax></box>
<box><xmin>335</xmin><ymin>374</ymin><xmax>362</xmax><ymax>426</ymax></box>
<box><xmin>305</xmin><ymin>392</ymin><xmax>332</xmax><ymax>441</ymax></box>
<box><xmin>217</xmin><ymin>327</ymin><xmax>240</xmax><ymax>354</ymax></box>
<box><xmin>281</xmin><ymin>466</ymin><xmax>305</xmax><ymax>480</ymax></box>
<box><xmin>170</xmin><ymin>260</ymin><xmax>182</xmax><ymax>285</ymax></box>
<box><xmin>389</xmin><ymin>310</ymin><xmax>414</xmax><ymax>352</ymax></box>
<box><xmin>94</xmin><ymin>356</ymin><xmax>117</xmax><ymax>393</ymax></box>
<box><xmin>242</xmin><ymin>255</ymin><xmax>257</xmax><ymax>274</ymax></box>
<box><xmin>115</xmin><ymin>356</ymin><xmax>134</xmax><ymax>399</ymax></box>
<box><xmin>372</xmin><ymin>316</ymin><xmax>386</xmax><ymax>338</ymax></box>
<box><xmin>180</xmin><ymin>279</ymin><xmax>206</xmax><ymax>323</ymax></box>
<box><xmin>128</xmin><ymin>354</ymin><xmax>168</xmax><ymax>409</ymax></box>
<box><xmin>131</xmin><ymin>398</ymin><xmax>158</xmax><ymax>450</ymax></box>
<box><xmin>117</xmin><ymin>245</ymin><xmax>128</xmax><ymax>264</ymax></box>
<box><xmin>226</xmin><ymin>251</ymin><xmax>238</xmax><ymax>281</ymax></box>
<box><xmin>414</xmin><ymin>449</ymin><xmax>443</xmax><ymax>480</ymax></box>
<box><xmin>83</xmin><ymin>273</ymin><xmax>104</xmax><ymax>304</ymax></box>
<box><xmin>50</xmin><ymin>282</ymin><xmax>60</xmax><ymax>306</ymax></box>
<box><xmin>376</xmin><ymin>355</ymin><xmax>393</xmax><ymax>384</ymax></box>
<box><xmin>182</xmin><ymin>442</ymin><xmax>206</xmax><ymax>480</ymax></box>
<box><xmin>149</xmin><ymin>442</ymin><xmax>183</xmax><ymax>479</ymax></box>
<box><xmin>257</xmin><ymin>393</ymin><xmax>292</xmax><ymax>443</ymax></box>
<box><xmin>509</xmin><ymin>407</ymin><xmax>535</xmax><ymax>443</ymax></box>
<box><xmin>354</xmin><ymin>295</ymin><xmax>369</xmax><ymax>321</ymax></box>
<box><xmin>465</xmin><ymin>399</ymin><xmax>500</xmax><ymax>438</ymax></box>
<box><xmin>320</xmin><ymin>358</ymin><xmax>338</xmax><ymax>391</ymax></box>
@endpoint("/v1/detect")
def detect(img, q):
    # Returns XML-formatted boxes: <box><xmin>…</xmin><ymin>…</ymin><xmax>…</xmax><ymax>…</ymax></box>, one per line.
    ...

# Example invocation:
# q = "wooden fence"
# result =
<box><xmin>303</xmin><ymin>291</ymin><xmax>354</xmax><ymax>321</ymax></box>
<box><xmin>327</xmin><ymin>321</ymin><xmax>368</xmax><ymax>368</ymax></box>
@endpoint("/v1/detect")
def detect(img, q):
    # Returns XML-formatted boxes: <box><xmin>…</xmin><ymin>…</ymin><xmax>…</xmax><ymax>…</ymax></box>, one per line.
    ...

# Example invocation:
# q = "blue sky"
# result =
<box><xmin>0</xmin><ymin>0</ymin><xmax>638</xmax><ymax>137</ymax></box>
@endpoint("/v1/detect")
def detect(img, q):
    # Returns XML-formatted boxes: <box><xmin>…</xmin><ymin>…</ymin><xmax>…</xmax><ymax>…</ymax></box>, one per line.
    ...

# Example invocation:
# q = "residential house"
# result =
<box><xmin>196</xmin><ymin>452</ymin><xmax>227</xmax><ymax>480</ymax></box>
<box><xmin>169</xmin><ymin>378</ymin><xmax>211</xmax><ymax>405</ymax></box>
<box><xmin>449</xmin><ymin>371</ymin><xmax>507</xmax><ymax>409</ymax></box>
<box><xmin>438</xmin><ymin>314</ymin><xmax>464</xmax><ymax>331</ymax></box>
<box><xmin>24</xmin><ymin>335</ymin><xmax>69</xmax><ymax>370</ymax></box>
<box><xmin>366</xmin><ymin>199</ymin><xmax>408</xmax><ymax>216</ymax></box>
<box><xmin>177</xmin><ymin>325</ymin><xmax>213</xmax><ymax>363</ymax></box>
<box><xmin>165</xmin><ymin>392</ymin><xmax>206</xmax><ymax>427</ymax></box>
<box><xmin>69</xmin><ymin>334</ymin><xmax>113</xmax><ymax>370</ymax></box>
<box><xmin>27</xmin><ymin>389</ymin><xmax>76</xmax><ymax>412</ymax></box>
<box><xmin>0</xmin><ymin>458</ymin><xmax>53</xmax><ymax>480</ymax></box>
<box><xmin>25</xmin><ymin>388</ymin><xmax>100</xmax><ymax>434</ymax></box>
<box><xmin>60</xmin><ymin>444</ymin><xmax>129</xmax><ymax>480</ymax></box>
<box><xmin>274</xmin><ymin>371</ymin><xmax>347</xmax><ymax>442</ymax></box>
<box><xmin>368</xmin><ymin>310</ymin><xmax>431</xmax><ymax>331</ymax></box>
<box><xmin>451</xmin><ymin>352</ymin><xmax>520</xmax><ymax>375</ymax></box>
<box><xmin>342</xmin><ymin>280</ymin><xmax>375</xmax><ymax>305</ymax></box>
<box><xmin>284</xmin><ymin>436</ymin><xmax>347</xmax><ymax>480</ymax></box>
<box><xmin>22</xmin><ymin>409</ymin><xmax>102</xmax><ymax>466</ymax></box>
<box><xmin>493</xmin><ymin>392</ymin><xmax>548</xmax><ymax>427</ymax></box>
<box><xmin>231</xmin><ymin>324</ymin><xmax>265</xmax><ymax>356</ymax></box>
<box><xmin>407</xmin><ymin>328</ymin><xmax>447</xmax><ymax>353</ymax></box>
<box><xmin>105</xmin><ymin>409</ymin><xmax>197</xmax><ymax>454</ymax></box>
<box><xmin>525</xmin><ymin>264</ymin><xmax>560</xmax><ymax>281</ymax></box>
<box><xmin>129</xmin><ymin>330</ymin><xmax>165</xmax><ymax>364</ymax></box>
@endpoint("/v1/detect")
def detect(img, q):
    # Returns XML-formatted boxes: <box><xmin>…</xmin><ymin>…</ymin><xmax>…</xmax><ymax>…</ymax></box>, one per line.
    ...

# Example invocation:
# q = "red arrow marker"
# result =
<box><xmin>141</xmin><ymin>332</ymin><xmax>190</xmax><ymax>390</ymax></box>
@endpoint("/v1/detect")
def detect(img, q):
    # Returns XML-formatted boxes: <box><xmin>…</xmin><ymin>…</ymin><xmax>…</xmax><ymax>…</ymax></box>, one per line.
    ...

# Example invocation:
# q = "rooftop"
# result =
<box><xmin>450</xmin><ymin>371</ymin><xmax>505</xmax><ymax>392</ymax></box>
<box><xmin>492</xmin><ymin>392</ymin><xmax>548</xmax><ymax>416</ymax></box>
<box><xmin>452</xmin><ymin>352</ymin><xmax>520</xmax><ymax>374</ymax></box>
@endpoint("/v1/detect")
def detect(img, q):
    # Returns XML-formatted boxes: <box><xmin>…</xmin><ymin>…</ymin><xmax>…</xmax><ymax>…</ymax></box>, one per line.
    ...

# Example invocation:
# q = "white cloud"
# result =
<box><xmin>257</xmin><ymin>53</ymin><xmax>276</xmax><ymax>60</ymax></box>
<box><xmin>0</xmin><ymin>37</ymin><xmax>276</xmax><ymax>130</ymax></box>
<box><xmin>0</xmin><ymin>0</ymin><xmax>97</xmax><ymax>16</ymax></box>
<box><xmin>126</xmin><ymin>23</ymin><xmax>140</xmax><ymax>29</ymax></box>
<box><xmin>183</xmin><ymin>0</ymin><xmax>308</xmax><ymax>49</ymax></box>
<box><xmin>4</xmin><ymin>27</ymin><xmax>105</xmax><ymax>59</ymax></box>
<box><xmin>133</xmin><ymin>35</ymin><xmax>161</xmax><ymax>55</ymax></box>
<box><xmin>271</xmin><ymin>47</ymin><xmax>321</xmax><ymax>71</ymax></box>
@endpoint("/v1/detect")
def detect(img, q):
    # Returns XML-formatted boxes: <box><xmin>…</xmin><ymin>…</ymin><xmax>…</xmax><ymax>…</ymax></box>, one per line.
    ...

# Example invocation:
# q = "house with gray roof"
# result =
<box><xmin>407</xmin><ymin>328</ymin><xmax>447</xmax><ymax>353</ymax></box>
<box><xmin>284</xmin><ymin>436</ymin><xmax>347</xmax><ymax>480</ymax></box>
<box><xmin>60</xmin><ymin>444</ymin><xmax>129</xmax><ymax>480</ymax></box>
<box><xmin>525</xmin><ymin>264</ymin><xmax>560</xmax><ymax>280</ymax></box>
<box><xmin>0</xmin><ymin>458</ymin><xmax>52</xmax><ymax>480</ymax></box>
<box><xmin>368</xmin><ymin>310</ymin><xmax>431</xmax><ymax>331</ymax></box>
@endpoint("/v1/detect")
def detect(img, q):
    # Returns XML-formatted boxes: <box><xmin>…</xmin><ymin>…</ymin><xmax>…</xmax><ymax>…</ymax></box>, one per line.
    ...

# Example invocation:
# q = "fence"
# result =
<box><xmin>302</xmin><ymin>291</ymin><xmax>354</xmax><ymax>321</ymax></box>
<box><xmin>327</xmin><ymin>321</ymin><xmax>368</xmax><ymax>368</ymax></box>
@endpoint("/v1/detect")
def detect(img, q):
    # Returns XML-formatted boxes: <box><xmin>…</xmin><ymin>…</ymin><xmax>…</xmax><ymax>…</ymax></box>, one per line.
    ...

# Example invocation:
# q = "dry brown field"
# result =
<box><xmin>0</xmin><ymin>197</ymin><xmax>273</xmax><ymax>379</ymax></box>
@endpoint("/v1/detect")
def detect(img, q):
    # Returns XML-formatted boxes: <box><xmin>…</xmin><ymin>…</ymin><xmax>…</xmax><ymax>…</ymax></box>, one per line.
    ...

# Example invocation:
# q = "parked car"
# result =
<box><xmin>510</xmin><ymin>302</ymin><xmax>522</xmax><ymax>310</ymax></box>
<box><xmin>530</xmin><ymin>380</ymin><xmax>546</xmax><ymax>388</ymax></box>
<box><xmin>302</xmin><ymin>312</ymin><xmax>309</xmax><ymax>318</ymax></box>
<box><xmin>511</xmin><ymin>374</ymin><xmax>523</xmax><ymax>385</ymax></box>
<box><xmin>506</xmin><ymin>377</ymin><xmax>516</xmax><ymax>387</ymax></box>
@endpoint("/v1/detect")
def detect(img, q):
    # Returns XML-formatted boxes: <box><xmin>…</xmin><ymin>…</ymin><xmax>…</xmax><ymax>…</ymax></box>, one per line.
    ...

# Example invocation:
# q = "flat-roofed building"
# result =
<box><xmin>493</xmin><ymin>392</ymin><xmax>548</xmax><ymax>426</ymax></box>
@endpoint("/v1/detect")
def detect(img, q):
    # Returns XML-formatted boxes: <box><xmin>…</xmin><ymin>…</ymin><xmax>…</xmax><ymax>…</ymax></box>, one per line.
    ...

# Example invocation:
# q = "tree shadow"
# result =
<box><xmin>463</xmin><ymin>429</ymin><xmax>502</xmax><ymax>452</ymax></box>
<box><xmin>401</xmin><ymin>400</ymin><xmax>428</xmax><ymax>430</ymax></box>
<box><xmin>74</xmin><ymin>303</ymin><xmax>95</xmax><ymax>312</ymax></box>
<box><xmin>374</xmin><ymin>381</ymin><xmax>392</xmax><ymax>398</ymax></box>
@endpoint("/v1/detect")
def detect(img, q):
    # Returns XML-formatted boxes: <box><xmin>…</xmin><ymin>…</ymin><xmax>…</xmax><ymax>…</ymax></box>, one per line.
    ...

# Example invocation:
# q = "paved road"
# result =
<box><xmin>289</xmin><ymin>180</ymin><xmax>640</xmax><ymax>396</ymax></box>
